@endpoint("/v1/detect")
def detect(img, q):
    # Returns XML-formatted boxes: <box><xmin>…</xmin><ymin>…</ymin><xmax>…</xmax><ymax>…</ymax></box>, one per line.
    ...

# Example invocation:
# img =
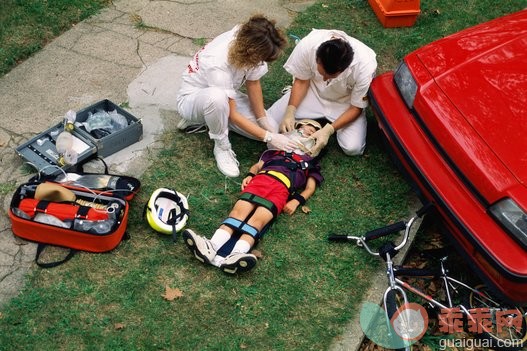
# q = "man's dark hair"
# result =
<box><xmin>316</xmin><ymin>38</ymin><xmax>354</xmax><ymax>75</ymax></box>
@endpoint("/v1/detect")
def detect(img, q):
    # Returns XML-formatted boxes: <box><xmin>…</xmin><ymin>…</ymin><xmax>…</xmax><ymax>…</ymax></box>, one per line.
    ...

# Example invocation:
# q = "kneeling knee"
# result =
<box><xmin>205</xmin><ymin>88</ymin><xmax>229</xmax><ymax>111</ymax></box>
<box><xmin>341</xmin><ymin>142</ymin><xmax>365</xmax><ymax>156</ymax></box>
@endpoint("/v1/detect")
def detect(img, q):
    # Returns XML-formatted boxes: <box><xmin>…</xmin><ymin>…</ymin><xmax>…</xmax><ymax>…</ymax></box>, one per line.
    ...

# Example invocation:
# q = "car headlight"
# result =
<box><xmin>394</xmin><ymin>62</ymin><xmax>417</xmax><ymax>109</ymax></box>
<box><xmin>489</xmin><ymin>198</ymin><xmax>527</xmax><ymax>248</ymax></box>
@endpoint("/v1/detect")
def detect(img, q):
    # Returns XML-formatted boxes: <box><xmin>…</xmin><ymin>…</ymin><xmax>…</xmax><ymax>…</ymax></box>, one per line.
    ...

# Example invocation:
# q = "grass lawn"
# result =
<box><xmin>0</xmin><ymin>0</ymin><xmax>112</xmax><ymax>76</ymax></box>
<box><xmin>0</xmin><ymin>1</ymin><xmax>525</xmax><ymax>350</ymax></box>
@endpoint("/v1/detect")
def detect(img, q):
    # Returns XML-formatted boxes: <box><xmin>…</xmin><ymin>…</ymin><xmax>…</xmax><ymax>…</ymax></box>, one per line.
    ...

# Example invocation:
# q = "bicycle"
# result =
<box><xmin>328</xmin><ymin>204</ymin><xmax>527</xmax><ymax>351</ymax></box>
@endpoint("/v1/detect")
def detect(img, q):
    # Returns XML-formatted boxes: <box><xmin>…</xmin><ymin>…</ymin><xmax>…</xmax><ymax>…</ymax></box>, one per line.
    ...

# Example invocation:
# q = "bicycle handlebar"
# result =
<box><xmin>327</xmin><ymin>203</ymin><xmax>434</xmax><ymax>256</ymax></box>
<box><xmin>327</xmin><ymin>234</ymin><xmax>354</xmax><ymax>242</ymax></box>
<box><xmin>364</xmin><ymin>221</ymin><xmax>406</xmax><ymax>241</ymax></box>
<box><xmin>416</xmin><ymin>202</ymin><xmax>434</xmax><ymax>218</ymax></box>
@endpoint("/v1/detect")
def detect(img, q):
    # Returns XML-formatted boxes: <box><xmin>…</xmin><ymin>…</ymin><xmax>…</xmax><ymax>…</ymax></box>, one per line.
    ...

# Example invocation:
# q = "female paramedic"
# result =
<box><xmin>176</xmin><ymin>14</ymin><xmax>297</xmax><ymax>178</ymax></box>
<box><xmin>182</xmin><ymin>119</ymin><xmax>324</xmax><ymax>274</ymax></box>
<box><xmin>266</xmin><ymin>29</ymin><xmax>377</xmax><ymax>157</ymax></box>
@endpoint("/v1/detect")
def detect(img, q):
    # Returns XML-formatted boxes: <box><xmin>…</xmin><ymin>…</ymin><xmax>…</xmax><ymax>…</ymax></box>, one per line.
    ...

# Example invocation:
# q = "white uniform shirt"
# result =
<box><xmin>179</xmin><ymin>25</ymin><xmax>269</xmax><ymax>99</ymax></box>
<box><xmin>283</xmin><ymin>29</ymin><xmax>377</xmax><ymax>115</ymax></box>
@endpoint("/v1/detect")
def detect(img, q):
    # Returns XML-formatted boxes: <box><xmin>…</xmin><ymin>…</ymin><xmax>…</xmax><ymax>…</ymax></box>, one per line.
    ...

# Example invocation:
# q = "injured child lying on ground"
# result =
<box><xmin>182</xmin><ymin>119</ymin><xmax>325</xmax><ymax>274</ymax></box>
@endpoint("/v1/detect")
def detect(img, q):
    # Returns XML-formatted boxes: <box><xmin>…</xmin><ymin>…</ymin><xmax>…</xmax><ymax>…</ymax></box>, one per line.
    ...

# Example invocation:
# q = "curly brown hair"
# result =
<box><xmin>228</xmin><ymin>14</ymin><xmax>288</xmax><ymax>69</ymax></box>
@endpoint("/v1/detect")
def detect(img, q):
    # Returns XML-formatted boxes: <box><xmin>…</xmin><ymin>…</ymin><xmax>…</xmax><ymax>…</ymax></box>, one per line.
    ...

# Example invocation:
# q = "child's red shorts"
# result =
<box><xmin>242</xmin><ymin>174</ymin><xmax>289</xmax><ymax>214</ymax></box>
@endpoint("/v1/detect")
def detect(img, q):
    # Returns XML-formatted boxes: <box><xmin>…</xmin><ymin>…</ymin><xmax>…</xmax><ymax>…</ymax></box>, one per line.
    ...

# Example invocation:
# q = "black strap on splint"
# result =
<box><xmin>216</xmin><ymin>219</ymin><xmax>274</xmax><ymax>258</ymax></box>
<box><xmin>216</xmin><ymin>197</ymin><xmax>275</xmax><ymax>257</ymax></box>
<box><xmin>216</xmin><ymin>232</ymin><xmax>242</xmax><ymax>258</ymax></box>
<box><xmin>34</xmin><ymin>200</ymin><xmax>92</xmax><ymax>219</ymax></box>
<box><xmin>239</xmin><ymin>193</ymin><xmax>278</xmax><ymax>218</ymax></box>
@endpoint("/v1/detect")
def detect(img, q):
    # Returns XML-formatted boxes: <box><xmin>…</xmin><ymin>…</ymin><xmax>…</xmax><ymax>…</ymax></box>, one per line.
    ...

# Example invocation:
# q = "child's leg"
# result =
<box><xmin>216</xmin><ymin>206</ymin><xmax>275</xmax><ymax>273</ymax></box>
<box><xmin>182</xmin><ymin>202</ymin><xmax>253</xmax><ymax>266</ymax></box>
<box><xmin>219</xmin><ymin>205</ymin><xmax>274</xmax><ymax>253</ymax></box>
<box><xmin>210</xmin><ymin>200</ymin><xmax>257</xmax><ymax>251</ymax></box>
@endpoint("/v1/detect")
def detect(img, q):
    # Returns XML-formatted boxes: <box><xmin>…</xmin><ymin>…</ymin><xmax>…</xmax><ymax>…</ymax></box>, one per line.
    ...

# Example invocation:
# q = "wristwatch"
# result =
<box><xmin>263</xmin><ymin>132</ymin><xmax>273</xmax><ymax>143</ymax></box>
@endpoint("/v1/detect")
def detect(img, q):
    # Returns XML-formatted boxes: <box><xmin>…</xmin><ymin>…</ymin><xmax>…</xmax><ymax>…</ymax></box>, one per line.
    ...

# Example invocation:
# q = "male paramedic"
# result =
<box><xmin>267</xmin><ymin>29</ymin><xmax>377</xmax><ymax>157</ymax></box>
<box><xmin>182</xmin><ymin>119</ymin><xmax>324</xmax><ymax>274</ymax></box>
<box><xmin>176</xmin><ymin>15</ymin><xmax>297</xmax><ymax>178</ymax></box>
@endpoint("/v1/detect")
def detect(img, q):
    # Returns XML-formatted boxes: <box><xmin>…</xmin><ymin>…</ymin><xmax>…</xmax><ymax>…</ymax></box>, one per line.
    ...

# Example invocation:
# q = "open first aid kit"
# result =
<box><xmin>9</xmin><ymin>169</ymin><xmax>141</xmax><ymax>268</ymax></box>
<box><xmin>16</xmin><ymin>99</ymin><xmax>143</xmax><ymax>176</ymax></box>
<box><xmin>10</xmin><ymin>99</ymin><xmax>144</xmax><ymax>267</ymax></box>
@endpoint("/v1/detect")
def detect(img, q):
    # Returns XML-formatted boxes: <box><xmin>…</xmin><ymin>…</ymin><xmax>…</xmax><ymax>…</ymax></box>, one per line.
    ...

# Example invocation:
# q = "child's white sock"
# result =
<box><xmin>212</xmin><ymin>238</ymin><xmax>251</xmax><ymax>267</ymax></box>
<box><xmin>231</xmin><ymin>239</ymin><xmax>251</xmax><ymax>254</ymax></box>
<box><xmin>210</xmin><ymin>228</ymin><xmax>231</xmax><ymax>252</ymax></box>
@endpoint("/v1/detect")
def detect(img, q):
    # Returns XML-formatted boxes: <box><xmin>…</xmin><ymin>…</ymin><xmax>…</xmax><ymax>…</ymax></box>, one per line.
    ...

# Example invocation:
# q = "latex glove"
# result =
<box><xmin>265</xmin><ymin>131</ymin><xmax>298</xmax><ymax>151</ymax></box>
<box><xmin>256</xmin><ymin>116</ymin><xmax>276</xmax><ymax>132</ymax></box>
<box><xmin>279</xmin><ymin>105</ymin><xmax>296</xmax><ymax>133</ymax></box>
<box><xmin>308</xmin><ymin>124</ymin><xmax>334</xmax><ymax>157</ymax></box>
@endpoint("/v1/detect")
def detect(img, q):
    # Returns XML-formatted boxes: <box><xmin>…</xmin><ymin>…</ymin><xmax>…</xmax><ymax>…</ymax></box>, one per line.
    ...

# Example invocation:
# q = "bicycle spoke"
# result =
<box><xmin>468</xmin><ymin>284</ymin><xmax>527</xmax><ymax>350</ymax></box>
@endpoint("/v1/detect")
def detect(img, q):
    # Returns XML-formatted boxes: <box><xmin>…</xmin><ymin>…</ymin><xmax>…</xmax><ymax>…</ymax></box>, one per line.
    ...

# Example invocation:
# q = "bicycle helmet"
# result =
<box><xmin>145</xmin><ymin>188</ymin><xmax>189</xmax><ymax>237</ymax></box>
<box><xmin>295</xmin><ymin>119</ymin><xmax>322</xmax><ymax>131</ymax></box>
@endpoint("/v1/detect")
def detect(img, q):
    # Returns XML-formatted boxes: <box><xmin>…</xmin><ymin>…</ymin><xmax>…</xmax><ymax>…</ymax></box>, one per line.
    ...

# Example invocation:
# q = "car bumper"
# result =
<box><xmin>368</xmin><ymin>72</ymin><xmax>527</xmax><ymax>304</ymax></box>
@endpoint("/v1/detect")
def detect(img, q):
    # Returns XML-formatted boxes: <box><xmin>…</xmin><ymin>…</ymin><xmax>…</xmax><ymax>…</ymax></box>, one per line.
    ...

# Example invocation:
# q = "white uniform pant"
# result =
<box><xmin>176</xmin><ymin>85</ymin><xmax>278</xmax><ymax>141</ymax></box>
<box><xmin>267</xmin><ymin>88</ymin><xmax>367</xmax><ymax>155</ymax></box>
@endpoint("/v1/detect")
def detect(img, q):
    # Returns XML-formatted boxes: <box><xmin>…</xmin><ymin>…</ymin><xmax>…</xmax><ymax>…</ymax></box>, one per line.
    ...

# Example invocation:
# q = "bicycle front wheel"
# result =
<box><xmin>385</xmin><ymin>289</ymin><xmax>413</xmax><ymax>351</ymax></box>
<box><xmin>468</xmin><ymin>284</ymin><xmax>527</xmax><ymax>350</ymax></box>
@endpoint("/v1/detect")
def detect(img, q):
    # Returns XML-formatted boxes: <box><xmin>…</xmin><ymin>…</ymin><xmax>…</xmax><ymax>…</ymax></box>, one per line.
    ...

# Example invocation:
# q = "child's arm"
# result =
<box><xmin>241</xmin><ymin>160</ymin><xmax>264</xmax><ymax>190</ymax></box>
<box><xmin>283</xmin><ymin>177</ymin><xmax>317</xmax><ymax>215</ymax></box>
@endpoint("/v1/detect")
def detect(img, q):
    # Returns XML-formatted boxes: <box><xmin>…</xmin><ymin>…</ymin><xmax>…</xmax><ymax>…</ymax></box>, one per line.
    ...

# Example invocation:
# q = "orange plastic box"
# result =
<box><xmin>368</xmin><ymin>0</ymin><xmax>420</xmax><ymax>28</ymax></box>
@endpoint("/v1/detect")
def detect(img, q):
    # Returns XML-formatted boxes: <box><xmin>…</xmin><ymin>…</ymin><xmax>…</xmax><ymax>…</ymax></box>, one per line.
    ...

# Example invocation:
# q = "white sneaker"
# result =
<box><xmin>220</xmin><ymin>252</ymin><xmax>257</xmax><ymax>274</ymax></box>
<box><xmin>177</xmin><ymin>118</ymin><xmax>207</xmax><ymax>134</ymax></box>
<box><xmin>182</xmin><ymin>229</ymin><xmax>216</xmax><ymax>264</ymax></box>
<box><xmin>213</xmin><ymin>139</ymin><xmax>240</xmax><ymax>178</ymax></box>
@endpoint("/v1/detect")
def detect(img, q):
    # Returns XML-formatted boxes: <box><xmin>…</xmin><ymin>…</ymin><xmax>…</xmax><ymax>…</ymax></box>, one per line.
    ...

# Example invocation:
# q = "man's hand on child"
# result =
<box><xmin>308</xmin><ymin>124</ymin><xmax>334</xmax><ymax>156</ymax></box>
<box><xmin>268</xmin><ymin>132</ymin><xmax>298</xmax><ymax>151</ymax></box>
<box><xmin>295</xmin><ymin>140</ymin><xmax>310</xmax><ymax>154</ymax></box>
<box><xmin>279</xmin><ymin>105</ymin><xmax>296</xmax><ymax>133</ymax></box>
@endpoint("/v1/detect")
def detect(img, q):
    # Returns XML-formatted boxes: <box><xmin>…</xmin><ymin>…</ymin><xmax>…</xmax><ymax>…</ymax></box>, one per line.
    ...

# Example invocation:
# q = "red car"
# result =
<box><xmin>368</xmin><ymin>9</ymin><xmax>527</xmax><ymax>304</ymax></box>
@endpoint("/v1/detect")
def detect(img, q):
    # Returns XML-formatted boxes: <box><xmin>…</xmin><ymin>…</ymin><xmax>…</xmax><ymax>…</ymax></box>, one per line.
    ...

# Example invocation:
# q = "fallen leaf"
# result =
<box><xmin>162</xmin><ymin>285</ymin><xmax>183</xmax><ymax>301</ymax></box>
<box><xmin>417</xmin><ymin>261</ymin><xmax>427</xmax><ymax>269</ymax></box>
<box><xmin>251</xmin><ymin>249</ymin><xmax>263</xmax><ymax>259</ymax></box>
<box><xmin>422</xmin><ymin>344</ymin><xmax>433</xmax><ymax>351</ymax></box>
<box><xmin>301</xmin><ymin>205</ymin><xmax>311</xmax><ymax>214</ymax></box>
<box><xmin>240</xmin><ymin>343</ymin><xmax>248</xmax><ymax>349</ymax></box>
<box><xmin>114</xmin><ymin>323</ymin><xmax>125</xmax><ymax>330</ymax></box>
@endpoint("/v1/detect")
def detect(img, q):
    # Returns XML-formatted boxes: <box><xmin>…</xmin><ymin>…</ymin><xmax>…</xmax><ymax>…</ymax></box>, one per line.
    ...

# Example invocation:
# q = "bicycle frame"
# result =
<box><xmin>328</xmin><ymin>204</ymin><xmax>527</xmax><ymax>350</ymax></box>
<box><xmin>372</xmin><ymin>220</ymin><xmax>506</xmax><ymax>335</ymax></box>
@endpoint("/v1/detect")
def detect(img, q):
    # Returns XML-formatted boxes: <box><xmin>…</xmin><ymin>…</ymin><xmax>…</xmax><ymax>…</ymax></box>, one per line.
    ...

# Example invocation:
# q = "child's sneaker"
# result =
<box><xmin>220</xmin><ymin>252</ymin><xmax>257</xmax><ymax>274</ymax></box>
<box><xmin>182</xmin><ymin>229</ymin><xmax>216</xmax><ymax>264</ymax></box>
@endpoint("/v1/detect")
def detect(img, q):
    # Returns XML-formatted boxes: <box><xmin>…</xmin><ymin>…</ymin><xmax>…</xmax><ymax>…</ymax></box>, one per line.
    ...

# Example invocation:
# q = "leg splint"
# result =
<box><xmin>215</xmin><ymin>194</ymin><xmax>277</xmax><ymax>259</ymax></box>
<box><xmin>222</xmin><ymin>217</ymin><xmax>259</xmax><ymax>238</ymax></box>
<box><xmin>216</xmin><ymin>217</ymin><xmax>260</xmax><ymax>257</ymax></box>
